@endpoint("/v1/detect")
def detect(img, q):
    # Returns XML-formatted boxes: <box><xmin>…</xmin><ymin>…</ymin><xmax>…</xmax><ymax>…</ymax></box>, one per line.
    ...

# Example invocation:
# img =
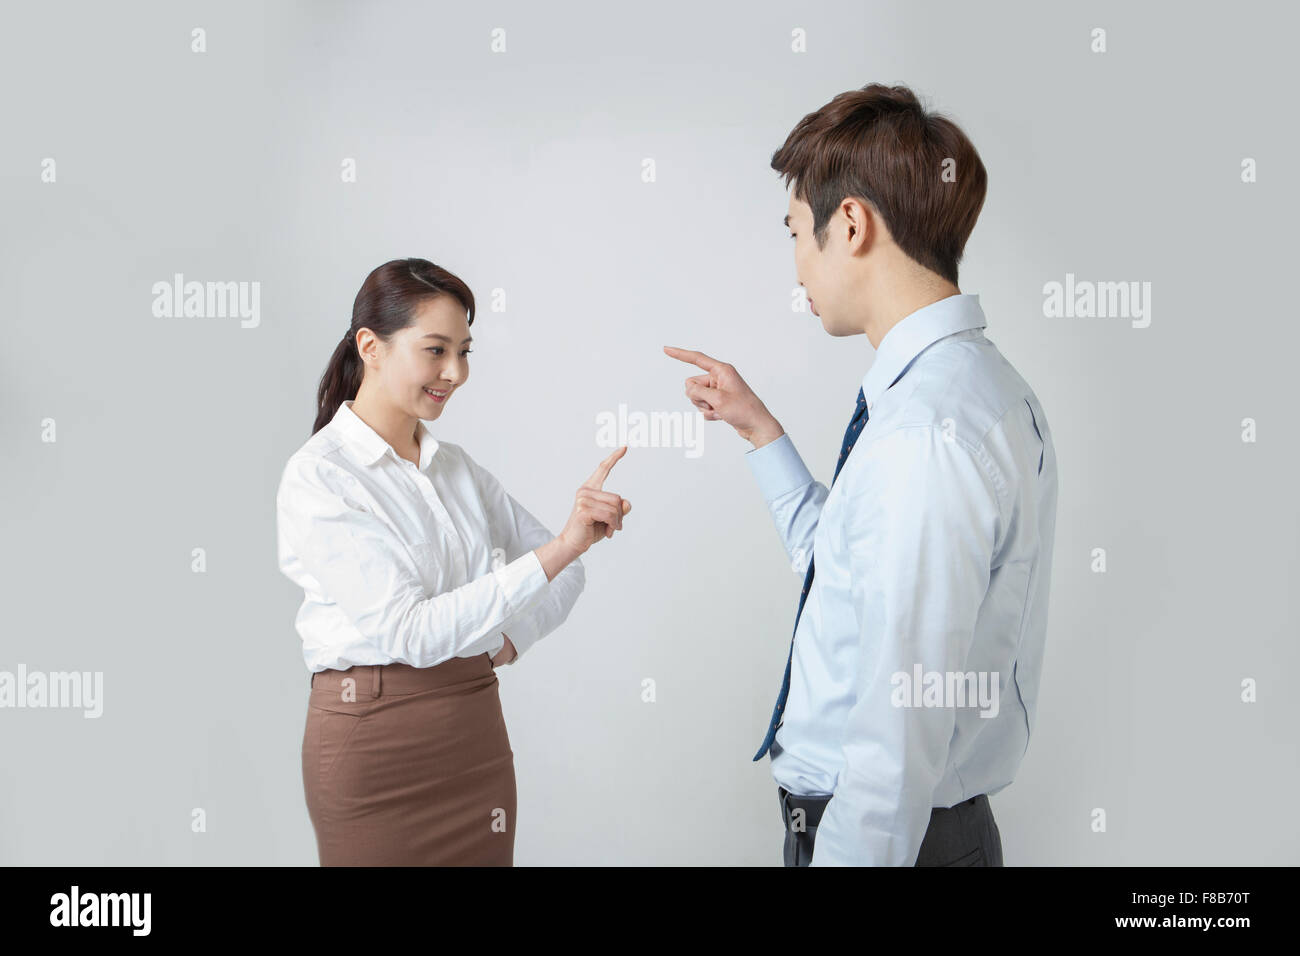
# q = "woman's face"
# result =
<box><xmin>376</xmin><ymin>295</ymin><xmax>472</xmax><ymax>421</ymax></box>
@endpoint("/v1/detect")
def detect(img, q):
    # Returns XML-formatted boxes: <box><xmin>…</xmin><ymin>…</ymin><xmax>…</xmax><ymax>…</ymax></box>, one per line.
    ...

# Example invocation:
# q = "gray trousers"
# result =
<box><xmin>779</xmin><ymin>787</ymin><xmax>1004</xmax><ymax>866</ymax></box>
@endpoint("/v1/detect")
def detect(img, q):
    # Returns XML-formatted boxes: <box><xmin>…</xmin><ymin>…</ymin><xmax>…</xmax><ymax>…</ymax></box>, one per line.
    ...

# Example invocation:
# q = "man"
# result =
<box><xmin>666</xmin><ymin>83</ymin><xmax>1058</xmax><ymax>866</ymax></box>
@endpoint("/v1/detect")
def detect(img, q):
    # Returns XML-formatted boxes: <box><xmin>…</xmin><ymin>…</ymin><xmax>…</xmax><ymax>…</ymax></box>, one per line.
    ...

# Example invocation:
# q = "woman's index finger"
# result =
<box><xmin>584</xmin><ymin>445</ymin><xmax>627</xmax><ymax>488</ymax></box>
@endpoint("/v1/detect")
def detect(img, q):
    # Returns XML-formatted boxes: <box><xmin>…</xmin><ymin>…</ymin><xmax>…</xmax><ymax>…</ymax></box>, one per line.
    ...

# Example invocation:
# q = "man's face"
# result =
<box><xmin>787</xmin><ymin>192</ymin><xmax>876</xmax><ymax>337</ymax></box>
<box><xmin>786</xmin><ymin>194</ymin><xmax>832</xmax><ymax>326</ymax></box>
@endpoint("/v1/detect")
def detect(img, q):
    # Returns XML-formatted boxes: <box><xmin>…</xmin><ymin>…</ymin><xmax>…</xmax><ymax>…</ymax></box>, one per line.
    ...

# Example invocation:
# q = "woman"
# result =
<box><xmin>276</xmin><ymin>257</ymin><xmax>630</xmax><ymax>865</ymax></box>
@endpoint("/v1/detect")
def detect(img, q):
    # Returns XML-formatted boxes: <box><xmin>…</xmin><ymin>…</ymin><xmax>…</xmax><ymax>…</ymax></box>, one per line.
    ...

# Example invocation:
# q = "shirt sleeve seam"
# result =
<box><xmin>854</xmin><ymin>422</ymin><xmax>1006</xmax><ymax>493</ymax></box>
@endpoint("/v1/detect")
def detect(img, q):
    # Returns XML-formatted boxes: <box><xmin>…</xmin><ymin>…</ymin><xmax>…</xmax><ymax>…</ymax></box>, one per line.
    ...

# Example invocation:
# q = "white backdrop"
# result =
<box><xmin>2</xmin><ymin>0</ymin><xmax>1297</xmax><ymax>865</ymax></box>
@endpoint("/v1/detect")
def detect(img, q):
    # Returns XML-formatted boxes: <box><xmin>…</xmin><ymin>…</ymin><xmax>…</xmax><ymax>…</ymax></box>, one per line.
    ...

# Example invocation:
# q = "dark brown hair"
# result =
<box><xmin>770</xmin><ymin>83</ymin><xmax>987</xmax><ymax>285</ymax></box>
<box><xmin>312</xmin><ymin>258</ymin><xmax>475</xmax><ymax>435</ymax></box>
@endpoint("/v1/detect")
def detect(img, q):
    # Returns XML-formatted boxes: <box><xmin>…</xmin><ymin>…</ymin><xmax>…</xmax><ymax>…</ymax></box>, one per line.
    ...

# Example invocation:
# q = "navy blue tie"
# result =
<box><xmin>753</xmin><ymin>386</ymin><xmax>869</xmax><ymax>761</ymax></box>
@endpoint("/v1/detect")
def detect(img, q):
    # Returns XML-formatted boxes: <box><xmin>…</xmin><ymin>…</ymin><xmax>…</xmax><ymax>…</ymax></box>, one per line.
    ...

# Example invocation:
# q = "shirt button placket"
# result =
<box><xmin>413</xmin><ymin>471</ymin><xmax>465</xmax><ymax>577</ymax></box>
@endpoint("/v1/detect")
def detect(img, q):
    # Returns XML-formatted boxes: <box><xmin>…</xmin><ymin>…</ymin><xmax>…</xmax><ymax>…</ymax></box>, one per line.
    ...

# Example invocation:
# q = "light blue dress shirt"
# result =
<box><xmin>745</xmin><ymin>293</ymin><xmax>1059</xmax><ymax>866</ymax></box>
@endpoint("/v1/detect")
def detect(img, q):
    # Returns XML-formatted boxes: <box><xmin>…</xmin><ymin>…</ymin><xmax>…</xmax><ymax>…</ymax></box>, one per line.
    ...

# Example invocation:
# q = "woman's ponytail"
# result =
<box><xmin>312</xmin><ymin>329</ymin><xmax>364</xmax><ymax>435</ymax></box>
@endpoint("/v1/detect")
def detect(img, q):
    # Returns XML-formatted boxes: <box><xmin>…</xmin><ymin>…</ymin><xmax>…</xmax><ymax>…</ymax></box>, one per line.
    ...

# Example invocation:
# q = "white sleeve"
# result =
<box><xmin>463</xmin><ymin>450</ymin><xmax>585</xmax><ymax>663</ymax></box>
<box><xmin>276</xmin><ymin>455</ymin><xmax>549</xmax><ymax>668</ymax></box>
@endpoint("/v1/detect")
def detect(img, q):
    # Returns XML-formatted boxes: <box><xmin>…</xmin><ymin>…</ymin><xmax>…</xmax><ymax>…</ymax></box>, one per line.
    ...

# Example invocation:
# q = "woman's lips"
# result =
<box><xmin>423</xmin><ymin>387</ymin><xmax>448</xmax><ymax>402</ymax></box>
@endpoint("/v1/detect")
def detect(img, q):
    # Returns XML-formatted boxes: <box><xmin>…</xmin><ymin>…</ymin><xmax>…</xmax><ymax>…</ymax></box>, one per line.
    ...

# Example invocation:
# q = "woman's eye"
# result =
<box><xmin>427</xmin><ymin>347</ymin><xmax>473</xmax><ymax>356</ymax></box>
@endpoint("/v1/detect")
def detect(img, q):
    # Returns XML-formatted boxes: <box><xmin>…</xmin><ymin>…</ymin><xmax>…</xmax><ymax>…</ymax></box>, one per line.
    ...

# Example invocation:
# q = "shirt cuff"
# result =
<box><xmin>501</xmin><ymin>610</ymin><xmax>543</xmax><ymax>663</ymax></box>
<box><xmin>491</xmin><ymin>549</ymin><xmax>548</xmax><ymax>614</ymax></box>
<box><xmin>745</xmin><ymin>433</ymin><xmax>814</xmax><ymax>501</ymax></box>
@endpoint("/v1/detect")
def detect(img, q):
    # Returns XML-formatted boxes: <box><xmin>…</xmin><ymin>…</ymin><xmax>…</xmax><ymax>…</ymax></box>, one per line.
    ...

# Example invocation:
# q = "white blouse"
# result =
<box><xmin>276</xmin><ymin>400</ymin><xmax>584</xmax><ymax>672</ymax></box>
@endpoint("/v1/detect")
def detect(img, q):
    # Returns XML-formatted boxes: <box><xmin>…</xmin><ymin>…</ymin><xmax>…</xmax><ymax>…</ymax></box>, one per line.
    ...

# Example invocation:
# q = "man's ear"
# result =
<box><xmin>842</xmin><ymin>197</ymin><xmax>880</xmax><ymax>254</ymax></box>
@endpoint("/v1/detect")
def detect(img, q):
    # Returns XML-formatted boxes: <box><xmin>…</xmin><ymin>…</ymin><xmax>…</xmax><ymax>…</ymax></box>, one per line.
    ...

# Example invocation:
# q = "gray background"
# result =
<box><xmin>2</xmin><ymin>0</ymin><xmax>1296</xmax><ymax>865</ymax></box>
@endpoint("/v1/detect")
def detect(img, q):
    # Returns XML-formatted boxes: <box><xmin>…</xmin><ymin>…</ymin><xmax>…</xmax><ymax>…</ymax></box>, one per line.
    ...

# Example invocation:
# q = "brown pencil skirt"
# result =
<box><xmin>302</xmin><ymin>653</ymin><xmax>516</xmax><ymax>866</ymax></box>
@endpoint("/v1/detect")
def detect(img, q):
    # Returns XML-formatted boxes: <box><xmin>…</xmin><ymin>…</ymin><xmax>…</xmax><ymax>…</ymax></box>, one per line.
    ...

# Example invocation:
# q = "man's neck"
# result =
<box><xmin>862</xmin><ymin>279</ymin><xmax>961</xmax><ymax>349</ymax></box>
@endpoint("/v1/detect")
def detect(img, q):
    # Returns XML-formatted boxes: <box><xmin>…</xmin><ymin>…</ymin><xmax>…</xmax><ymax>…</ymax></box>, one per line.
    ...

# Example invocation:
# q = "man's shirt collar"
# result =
<box><xmin>861</xmin><ymin>293</ymin><xmax>987</xmax><ymax>410</ymax></box>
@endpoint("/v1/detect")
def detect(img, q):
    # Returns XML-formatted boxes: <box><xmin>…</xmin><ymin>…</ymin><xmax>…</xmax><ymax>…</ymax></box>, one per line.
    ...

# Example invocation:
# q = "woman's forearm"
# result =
<box><xmin>534</xmin><ymin>536</ymin><xmax>582</xmax><ymax>582</ymax></box>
